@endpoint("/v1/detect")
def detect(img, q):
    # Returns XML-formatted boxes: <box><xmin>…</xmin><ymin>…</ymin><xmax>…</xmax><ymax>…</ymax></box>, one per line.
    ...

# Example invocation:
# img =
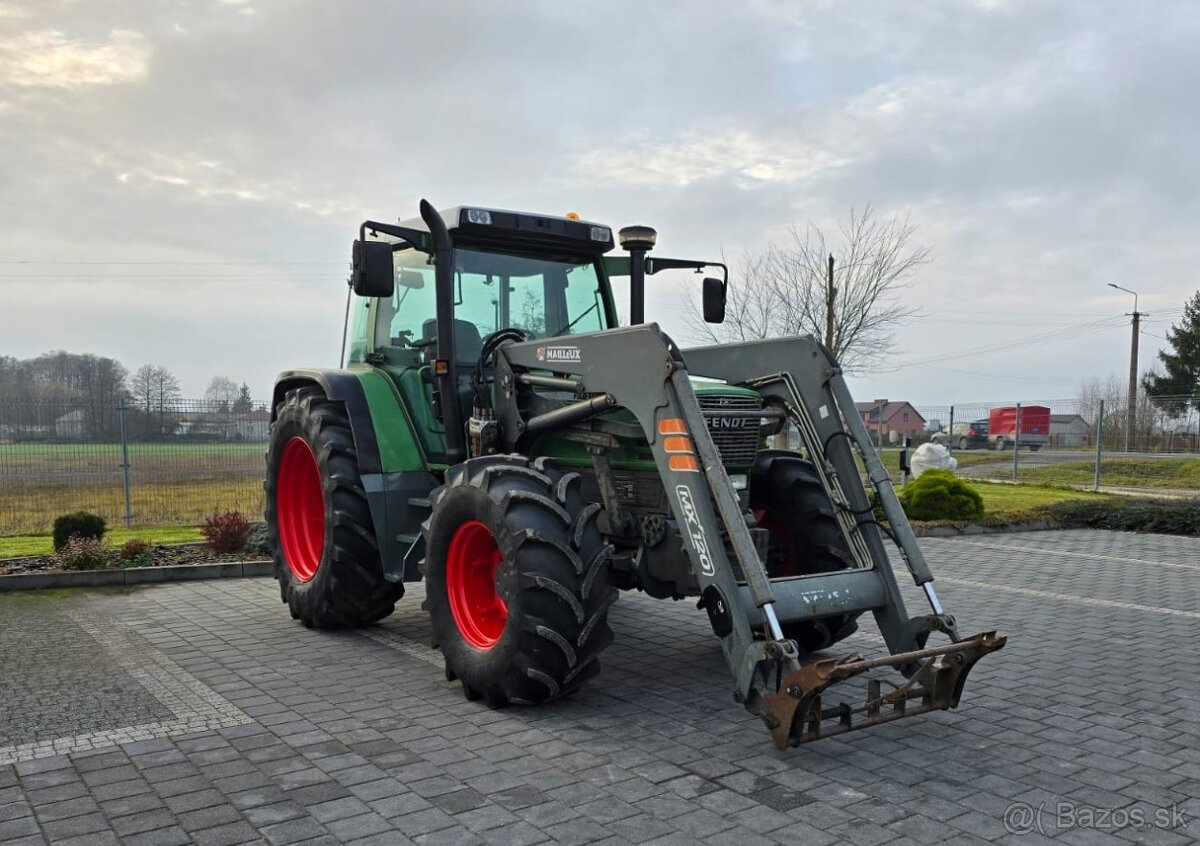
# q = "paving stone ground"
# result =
<box><xmin>1</xmin><ymin>529</ymin><xmax>1198</xmax><ymax>845</ymax></box>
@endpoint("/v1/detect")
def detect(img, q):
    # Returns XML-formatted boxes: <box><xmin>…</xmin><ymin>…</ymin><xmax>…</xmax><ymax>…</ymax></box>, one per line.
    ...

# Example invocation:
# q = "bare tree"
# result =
<box><xmin>131</xmin><ymin>364</ymin><xmax>181</xmax><ymax>438</ymax></box>
<box><xmin>1078</xmin><ymin>372</ymin><xmax>1169</xmax><ymax>450</ymax></box>
<box><xmin>205</xmin><ymin>376</ymin><xmax>239</xmax><ymax>412</ymax></box>
<box><xmin>687</xmin><ymin>206</ymin><xmax>928</xmax><ymax>372</ymax></box>
<box><xmin>1076</xmin><ymin>374</ymin><xmax>1124</xmax><ymax>432</ymax></box>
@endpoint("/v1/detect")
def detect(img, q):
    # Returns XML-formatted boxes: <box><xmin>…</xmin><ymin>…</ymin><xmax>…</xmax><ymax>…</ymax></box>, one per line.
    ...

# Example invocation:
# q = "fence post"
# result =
<box><xmin>118</xmin><ymin>397</ymin><xmax>133</xmax><ymax>528</ymax></box>
<box><xmin>1012</xmin><ymin>402</ymin><xmax>1021</xmax><ymax>482</ymax></box>
<box><xmin>1094</xmin><ymin>399</ymin><xmax>1104</xmax><ymax>490</ymax></box>
<box><xmin>948</xmin><ymin>405</ymin><xmax>955</xmax><ymax>450</ymax></box>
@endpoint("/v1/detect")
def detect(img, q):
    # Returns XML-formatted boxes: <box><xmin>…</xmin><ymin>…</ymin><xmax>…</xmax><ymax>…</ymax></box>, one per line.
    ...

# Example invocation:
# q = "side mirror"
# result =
<box><xmin>351</xmin><ymin>240</ymin><xmax>395</xmax><ymax>297</ymax></box>
<box><xmin>702</xmin><ymin>277</ymin><xmax>726</xmax><ymax>323</ymax></box>
<box><xmin>398</xmin><ymin>270</ymin><xmax>425</xmax><ymax>290</ymax></box>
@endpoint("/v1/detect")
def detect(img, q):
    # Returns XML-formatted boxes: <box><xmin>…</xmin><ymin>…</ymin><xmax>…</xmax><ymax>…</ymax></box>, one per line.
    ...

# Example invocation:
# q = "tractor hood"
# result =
<box><xmin>530</xmin><ymin>376</ymin><xmax>765</xmax><ymax>472</ymax></box>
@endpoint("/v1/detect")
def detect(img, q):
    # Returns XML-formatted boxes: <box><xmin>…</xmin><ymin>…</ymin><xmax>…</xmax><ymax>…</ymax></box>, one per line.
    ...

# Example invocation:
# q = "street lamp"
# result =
<box><xmin>1108</xmin><ymin>282</ymin><xmax>1138</xmax><ymax>314</ymax></box>
<box><xmin>1107</xmin><ymin>283</ymin><xmax>1142</xmax><ymax>452</ymax></box>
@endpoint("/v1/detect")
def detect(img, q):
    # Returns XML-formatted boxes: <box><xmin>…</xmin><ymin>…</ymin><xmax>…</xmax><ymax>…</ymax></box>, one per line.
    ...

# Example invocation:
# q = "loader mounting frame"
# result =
<box><xmin>492</xmin><ymin>326</ymin><xmax>1005</xmax><ymax>748</ymax></box>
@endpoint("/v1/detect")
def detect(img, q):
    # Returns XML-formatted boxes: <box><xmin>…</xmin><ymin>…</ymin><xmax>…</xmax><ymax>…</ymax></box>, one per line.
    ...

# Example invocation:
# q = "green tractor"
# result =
<box><xmin>265</xmin><ymin>200</ymin><xmax>1003</xmax><ymax>747</ymax></box>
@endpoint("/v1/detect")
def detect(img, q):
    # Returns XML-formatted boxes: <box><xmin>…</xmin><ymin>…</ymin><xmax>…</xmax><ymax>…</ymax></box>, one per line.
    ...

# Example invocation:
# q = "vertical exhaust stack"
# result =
<box><xmin>420</xmin><ymin>199</ymin><xmax>466</xmax><ymax>463</ymax></box>
<box><xmin>619</xmin><ymin>225</ymin><xmax>657</xmax><ymax>325</ymax></box>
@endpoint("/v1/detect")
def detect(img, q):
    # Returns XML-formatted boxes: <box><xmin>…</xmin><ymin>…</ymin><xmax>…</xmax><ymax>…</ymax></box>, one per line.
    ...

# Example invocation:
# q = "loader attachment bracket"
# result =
<box><xmin>761</xmin><ymin>631</ymin><xmax>1006</xmax><ymax>749</ymax></box>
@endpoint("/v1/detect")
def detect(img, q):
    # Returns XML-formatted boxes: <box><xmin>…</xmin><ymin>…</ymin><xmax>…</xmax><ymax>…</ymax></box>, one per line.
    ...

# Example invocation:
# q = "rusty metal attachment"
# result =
<box><xmin>761</xmin><ymin>631</ymin><xmax>1006</xmax><ymax>749</ymax></box>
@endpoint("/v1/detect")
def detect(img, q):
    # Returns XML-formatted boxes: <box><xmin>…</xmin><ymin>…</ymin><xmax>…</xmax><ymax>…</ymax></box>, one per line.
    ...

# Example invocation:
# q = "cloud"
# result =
<box><xmin>0</xmin><ymin>28</ymin><xmax>149</xmax><ymax>88</ymax></box>
<box><xmin>0</xmin><ymin>0</ymin><xmax>1197</xmax><ymax>403</ymax></box>
<box><xmin>575</xmin><ymin>130</ymin><xmax>851</xmax><ymax>189</ymax></box>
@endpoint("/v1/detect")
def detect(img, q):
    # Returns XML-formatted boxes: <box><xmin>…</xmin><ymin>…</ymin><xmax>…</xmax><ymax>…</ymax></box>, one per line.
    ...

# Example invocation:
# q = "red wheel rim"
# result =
<box><xmin>754</xmin><ymin>507</ymin><xmax>795</xmax><ymax>577</ymax></box>
<box><xmin>277</xmin><ymin>437</ymin><xmax>325</xmax><ymax>582</ymax></box>
<box><xmin>446</xmin><ymin>520</ymin><xmax>506</xmax><ymax>649</ymax></box>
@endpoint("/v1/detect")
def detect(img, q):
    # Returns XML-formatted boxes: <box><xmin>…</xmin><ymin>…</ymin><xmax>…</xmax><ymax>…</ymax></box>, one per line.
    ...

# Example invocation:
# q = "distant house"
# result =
<box><xmin>854</xmin><ymin>400</ymin><xmax>926</xmax><ymax>441</ymax></box>
<box><xmin>172</xmin><ymin>409</ymin><xmax>271</xmax><ymax>441</ymax></box>
<box><xmin>54</xmin><ymin>409</ymin><xmax>85</xmax><ymax>439</ymax></box>
<box><xmin>234</xmin><ymin>411</ymin><xmax>270</xmax><ymax>441</ymax></box>
<box><xmin>1050</xmin><ymin>413</ymin><xmax>1090</xmax><ymax>448</ymax></box>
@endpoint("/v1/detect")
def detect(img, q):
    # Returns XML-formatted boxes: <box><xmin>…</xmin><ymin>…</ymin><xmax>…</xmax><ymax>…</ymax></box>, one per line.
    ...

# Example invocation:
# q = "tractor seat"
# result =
<box><xmin>421</xmin><ymin>319</ymin><xmax>484</xmax><ymax>366</ymax></box>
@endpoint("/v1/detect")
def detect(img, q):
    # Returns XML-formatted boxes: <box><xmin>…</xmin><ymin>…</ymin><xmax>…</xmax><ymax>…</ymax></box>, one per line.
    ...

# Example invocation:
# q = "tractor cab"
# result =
<box><xmin>343</xmin><ymin>204</ymin><xmax>726</xmax><ymax>466</ymax></box>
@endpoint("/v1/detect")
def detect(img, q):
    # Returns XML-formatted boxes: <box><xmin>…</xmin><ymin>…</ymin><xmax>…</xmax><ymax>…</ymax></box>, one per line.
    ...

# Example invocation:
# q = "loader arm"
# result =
<box><xmin>494</xmin><ymin>324</ymin><xmax>779</xmax><ymax>704</ymax></box>
<box><xmin>493</xmin><ymin>324</ymin><xmax>1005</xmax><ymax>746</ymax></box>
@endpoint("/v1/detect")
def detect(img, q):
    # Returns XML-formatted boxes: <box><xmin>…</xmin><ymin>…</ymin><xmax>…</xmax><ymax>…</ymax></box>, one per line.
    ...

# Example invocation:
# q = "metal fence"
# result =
<box><xmin>4</xmin><ymin>392</ymin><xmax>1200</xmax><ymax>536</ymax></box>
<box><xmin>0</xmin><ymin>399</ymin><xmax>268</xmax><ymax>535</ymax></box>
<box><xmin>886</xmin><ymin>396</ymin><xmax>1200</xmax><ymax>493</ymax></box>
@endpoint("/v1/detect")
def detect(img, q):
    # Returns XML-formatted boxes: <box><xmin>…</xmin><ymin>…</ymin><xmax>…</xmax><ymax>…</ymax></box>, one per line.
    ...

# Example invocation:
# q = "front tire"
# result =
<box><xmin>265</xmin><ymin>386</ymin><xmax>403</xmax><ymax>628</ymax></box>
<box><xmin>421</xmin><ymin>455</ymin><xmax>615</xmax><ymax>705</ymax></box>
<box><xmin>750</xmin><ymin>451</ymin><xmax>861</xmax><ymax>653</ymax></box>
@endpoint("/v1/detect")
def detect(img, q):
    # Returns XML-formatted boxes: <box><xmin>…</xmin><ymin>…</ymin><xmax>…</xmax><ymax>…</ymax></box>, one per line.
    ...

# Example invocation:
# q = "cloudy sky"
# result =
<box><xmin>2</xmin><ymin>0</ymin><xmax>1197</xmax><ymax>409</ymax></box>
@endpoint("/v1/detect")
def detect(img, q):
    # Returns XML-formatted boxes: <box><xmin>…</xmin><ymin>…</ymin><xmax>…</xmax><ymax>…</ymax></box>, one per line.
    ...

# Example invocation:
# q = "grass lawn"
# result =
<box><xmin>0</xmin><ymin>526</ymin><xmax>206</xmax><ymax>559</ymax></box>
<box><xmin>949</xmin><ymin>451</ymin><xmax>1014</xmax><ymax>469</ymax></box>
<box><xmin>967</xmin><ymin>480</ymin><xmax>1115</xmax><ymax>516</ymax></box>
<box><xmin>1017</xmin><ymin>457</ymin><xmax>1200</xmax><ymax>489</ymax></box>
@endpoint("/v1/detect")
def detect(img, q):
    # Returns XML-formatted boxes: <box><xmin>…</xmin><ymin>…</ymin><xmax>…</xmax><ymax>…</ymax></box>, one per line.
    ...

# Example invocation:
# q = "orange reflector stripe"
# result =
<box><xmin>669</xmin><ymin>455</ymin><xmax>700</xmax><ymax>472</ymax></box>
<box><xmin>663</xmin><ymin>436</ymin><xmax>693</xmax><ymax>454</ymax></box>
<box><xmin>658</xmin><ymin>418</ymin><xmax>687</xmax><ymax>435</ymax></box>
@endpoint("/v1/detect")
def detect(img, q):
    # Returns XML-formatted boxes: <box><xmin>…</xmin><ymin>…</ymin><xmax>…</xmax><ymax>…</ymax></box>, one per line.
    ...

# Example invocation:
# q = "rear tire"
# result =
<box><xmin>750</xmin><ymin>451</ymin><xmax>860</xmax><ymax>653</ymax></box>
<box><xmin>958</xmin><ymin>437</ymin><xmax>969</xmax><ymax>451</ymax></box>
<box><xmin>266</xmin><ymin>386</ymin><xmax>403</xmax><ymax>628</ymax></box>
<box><xmin>421</xmin><ymin>455</ymin><xmax>615</xmax><ymax>705</ymax></box>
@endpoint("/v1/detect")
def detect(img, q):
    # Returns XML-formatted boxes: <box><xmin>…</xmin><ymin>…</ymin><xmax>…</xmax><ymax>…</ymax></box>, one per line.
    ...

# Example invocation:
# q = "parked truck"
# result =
<box><xmin>988</xmin><ymin>405</ymin><xmax>1050</xmax><ymax>451</ymax></box>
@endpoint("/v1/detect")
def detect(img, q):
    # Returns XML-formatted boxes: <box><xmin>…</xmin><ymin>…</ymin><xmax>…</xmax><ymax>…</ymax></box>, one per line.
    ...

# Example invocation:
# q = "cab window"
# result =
<box><xmin>374</xmin><ymin>248</ymin><xmax>436</xmax><ymax>348</ymax></box>
<box><xmin>374</xmin><ymin>247</ymin><xmax>608</xmax><ymax>350</ymax></box>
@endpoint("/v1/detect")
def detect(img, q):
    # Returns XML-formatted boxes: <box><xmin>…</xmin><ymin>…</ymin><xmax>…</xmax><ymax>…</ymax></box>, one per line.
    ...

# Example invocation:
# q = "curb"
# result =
<box><xmin>0</xmin><ymin>560</ymin><xmax>274</xmax><ymax>592</ymax></box>
<box><xmin>913</xmin><ymin>519</ymin><xmax>1057</xmax><ymax>537</ymax></box>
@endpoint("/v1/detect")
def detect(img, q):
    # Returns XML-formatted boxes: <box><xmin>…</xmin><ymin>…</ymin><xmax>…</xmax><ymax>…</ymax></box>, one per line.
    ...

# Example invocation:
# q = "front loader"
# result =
<box><xmin>265</xmin><ymin>200</ymin><xmax>1004</xmax><ymax>748</ymax></box>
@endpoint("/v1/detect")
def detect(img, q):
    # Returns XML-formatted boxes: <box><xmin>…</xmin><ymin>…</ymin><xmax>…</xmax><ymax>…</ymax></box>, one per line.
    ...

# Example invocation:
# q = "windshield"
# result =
<box><xmin>375</xmin><ymin>247</ymin><xmax>608</xmax><ymax>349</ymax></box>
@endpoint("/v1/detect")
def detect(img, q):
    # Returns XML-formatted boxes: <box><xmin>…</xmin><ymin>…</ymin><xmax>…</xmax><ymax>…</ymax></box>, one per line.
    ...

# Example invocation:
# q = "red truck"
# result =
<box><xmin>987</xmin><ymin>405</ymin><xmax>1050</xmax><ymax>451</ymax></box>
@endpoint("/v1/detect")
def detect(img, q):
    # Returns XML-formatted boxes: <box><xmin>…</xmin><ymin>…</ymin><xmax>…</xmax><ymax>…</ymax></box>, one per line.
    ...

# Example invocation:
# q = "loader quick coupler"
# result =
<box><xmin>761</xmin><ymin>631</ymin><xmax>1006</xmax><ymax>749</ymax></box>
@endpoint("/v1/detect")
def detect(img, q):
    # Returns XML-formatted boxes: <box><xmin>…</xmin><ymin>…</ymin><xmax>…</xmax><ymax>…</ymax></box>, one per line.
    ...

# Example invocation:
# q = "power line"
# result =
<box><xmin>0</xmin><ymin>275</ymin><xmax>339</xmax><ymax>281</ymax></box>
<box><xmin>0</xmin><ymin>260</ymin><xmax>343</xmax><ymax>266</ymax></box>
<box><xmin>883</xmin><ymin>316</ymin><xmax>1126</xmax><ymax>371</ymax></box>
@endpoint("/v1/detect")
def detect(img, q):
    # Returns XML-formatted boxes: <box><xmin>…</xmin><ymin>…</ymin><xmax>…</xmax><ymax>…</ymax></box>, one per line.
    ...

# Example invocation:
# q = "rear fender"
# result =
<box><xmin>272</xmin><ymin>368</ymin><xmax>435</xmax><ymax>581</ymax></box>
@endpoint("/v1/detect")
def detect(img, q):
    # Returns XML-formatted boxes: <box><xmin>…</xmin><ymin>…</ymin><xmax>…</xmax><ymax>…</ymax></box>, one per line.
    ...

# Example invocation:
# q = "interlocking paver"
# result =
<box><xmin>0</xmin><ymin>530</ymin><xmax>1198</xmax><ymax>842</ymax></box>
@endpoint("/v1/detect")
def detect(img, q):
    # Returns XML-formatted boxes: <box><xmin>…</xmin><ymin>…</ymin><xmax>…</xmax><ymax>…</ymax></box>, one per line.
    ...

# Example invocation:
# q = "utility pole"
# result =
<box><xmin>1108</xmin><ymin>283</ymin><xmax>1142</xmax><ymax>452</ymax></box>
<box><xmin>825</xmin><ymin>254</ymin><xmax>836</xmax><ymax>351</ymax></box>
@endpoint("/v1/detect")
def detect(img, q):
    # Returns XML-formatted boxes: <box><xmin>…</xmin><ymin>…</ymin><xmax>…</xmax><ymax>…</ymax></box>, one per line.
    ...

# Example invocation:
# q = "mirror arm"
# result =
<box><xmin>645</xmin><ymin>257</ymin><xmax>728</xmax><ymax>286</ymax></box>
<box><xmin>358</xmin><ymin>220</ymin><xmax>433</xmax><ymax>253</ymax></box>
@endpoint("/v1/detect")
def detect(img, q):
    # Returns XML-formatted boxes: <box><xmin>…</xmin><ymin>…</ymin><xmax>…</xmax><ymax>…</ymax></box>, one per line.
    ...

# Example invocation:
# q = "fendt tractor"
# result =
<box><xmin>265</xmin><ymin>200</ymin><xmax>1004</xmax><ymax>748</ymax></box>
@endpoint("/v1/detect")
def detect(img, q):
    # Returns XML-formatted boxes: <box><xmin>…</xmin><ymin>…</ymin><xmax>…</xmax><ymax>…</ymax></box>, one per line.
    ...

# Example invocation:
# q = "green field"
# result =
<box><xmin>0</xmin><ymin>441</ymin><xmax>264</xmax><ymax>535</ymax></box>
<box><xmin>0</xmin><ymin>438</ymin><xmax>1169</xmax><ymax>541</ymax></box>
